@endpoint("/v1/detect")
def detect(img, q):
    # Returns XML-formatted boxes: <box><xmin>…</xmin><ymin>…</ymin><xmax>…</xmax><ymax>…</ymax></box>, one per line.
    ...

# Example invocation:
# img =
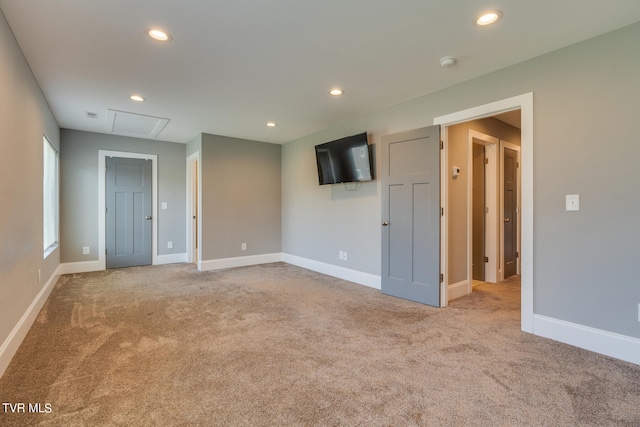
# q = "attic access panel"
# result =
<box><xmin>106</xmin><ymin>109</ymin><xmax>169</xmax><ymax>139</ymax></box>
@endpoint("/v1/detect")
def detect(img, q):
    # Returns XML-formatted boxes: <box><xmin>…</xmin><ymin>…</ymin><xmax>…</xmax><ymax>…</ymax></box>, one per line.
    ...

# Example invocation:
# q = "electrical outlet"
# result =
<box><xmin>167</xmin><ymin>241</ymin><xmax>173</xmax><ymax>249</ymax></box>
<box><xmin>241</xmin><ymin>243</ymin><xmax>247</xmax><ymax>251</ymax></box>
<box><xmin>83</xmin><ymin>246</ymin><xmax>90</xmax><ymax>255</ymax></box>
<box><xmin>343</xmin><ymin>252</ymin><xmax>348</xmax><ymax>261</ymax></box>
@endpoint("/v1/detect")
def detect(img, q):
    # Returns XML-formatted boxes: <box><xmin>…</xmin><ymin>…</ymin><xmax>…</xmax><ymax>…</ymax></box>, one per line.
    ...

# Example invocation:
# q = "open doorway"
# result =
<box><xmin>469</xmin><ymin>130</ymin><xmax>499</xmax><ymax>286</ymax></box>
<box><xmin>186</xmin><ymin>152</ymin><xmax>200</xmax><ymax>265</ymax></box>
<box><xmin>472</xmin><ymin>142</ymin><xmax>486</xmax><ymax>282</ymax></box>
<box><xmin>434</xmin><ymin>93</ymin><xmax>533</xmax><ymax>333</ymax></box>
<box><xmin>445</xmin><ymin>117</ymin><xmax>521</xmax><ymax>301</ymax></box>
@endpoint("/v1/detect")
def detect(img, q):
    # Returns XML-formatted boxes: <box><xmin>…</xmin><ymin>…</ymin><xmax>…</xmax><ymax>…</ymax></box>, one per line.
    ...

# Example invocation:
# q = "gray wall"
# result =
<box><xmin>60</xmin><ymin>130</ymin><xmax>186</xmax><ymax>262</ymax></box>
<box><xmin>448</xmin><ymin>117</ymin><xmax>521</xmax><ymax>284</ymax></box>
<box><xmin>0</xmin><ymin>10</ymin><xmax>60</xmax><ymax>348</ymax></box>
<box><xmin>281</xmin><ymin>131</ymin><xmax>379</xmax><ymax>273</ymax></box>
<box><xmin>186</xmin><ymin>134</ymin><xmax>202</xmax><ymax>158</ymax></box>
<box><xmin>282</xmin><ymin>22</ymin><xmax>640</xmax><ymax>338</ymax></box>
<box><xmin>200</xmin><ymin>133</ymin><xmax>281</xmax><ymax>260</ymax></box>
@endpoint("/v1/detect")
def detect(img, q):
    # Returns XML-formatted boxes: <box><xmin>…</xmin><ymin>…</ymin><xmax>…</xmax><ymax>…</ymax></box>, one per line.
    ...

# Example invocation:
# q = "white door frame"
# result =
<box><xmin>98</xmin><ymin>150</ymin><xmax>158</xmax><ymax>270</ymax></box>
<box><xmin>469</xmin><ymin>131</ymin><xmax>499</xmax><ymax>286</ymax></box>
<box><xmin>186</xmin><ymin>152</ymin><xmax>200</xmax><ymax>265</ymax></box>
<box><xmin>500</xmin><ymin>141</ymin><xmax>522</xmax><ymax>280</ymax></box>
<box><xmin>440</xmin><ymin>130</ymin><xmax>449</xmax><ymax>307</ymax></box>
<box><xmin>435</xmin><ymin>92</ymin><xmax>534</xmax><ymax>333</ymax></box>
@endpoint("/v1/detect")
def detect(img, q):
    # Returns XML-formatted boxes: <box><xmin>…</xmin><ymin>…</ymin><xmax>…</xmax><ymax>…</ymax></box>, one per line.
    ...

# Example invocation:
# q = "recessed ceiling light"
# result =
<box><xmin>476</xmin><ymin>10</ymin><xmax>503</xmax><ymax>26</ymax></box>
<box><xmin>129</xmin><ymin>95</ymin><xmax>145</xmax><ymax>102</ymax></box>
<box><xmin>266</xmin><ymin>122</ymin><xmax>277</xmax><ymax>127</ymax></box>
<box><xmin>148</xmin><ymin>29</ymin><xmax>172</xmax><ymax>41</ymax></box>
<box><xmin>329</xmin><ymin>89</ymin><xmax>344</xmax><ymax>96</ymax></box>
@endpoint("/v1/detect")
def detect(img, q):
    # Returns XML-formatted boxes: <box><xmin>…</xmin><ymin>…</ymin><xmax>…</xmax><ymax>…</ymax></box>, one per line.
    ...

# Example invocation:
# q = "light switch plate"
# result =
<box><xmin>566</xmin><ymin>194</ymin><xmax>580</xmax><ymax>211</ymax></box>
<box><xmin>161</xmin><ymin>202</ymin><xmax>168</xmax><ymax>210</ymax></box>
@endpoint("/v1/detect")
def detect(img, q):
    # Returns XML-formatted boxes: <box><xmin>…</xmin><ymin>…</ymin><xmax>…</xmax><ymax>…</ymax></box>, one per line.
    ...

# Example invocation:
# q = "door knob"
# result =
<box><xmin>145</xmin><ymin>216</ymin><xmax>152</xmax><ymax>220</ymax></box>
<box><xmin>504</xmin><ymin>218</ymin><xmax>510</xmax><ymax>222</ymax></box>
<box><xmin>382</xmin><ymin>221</ymin><xmax>389</xmax><ymax>226</ymax></box>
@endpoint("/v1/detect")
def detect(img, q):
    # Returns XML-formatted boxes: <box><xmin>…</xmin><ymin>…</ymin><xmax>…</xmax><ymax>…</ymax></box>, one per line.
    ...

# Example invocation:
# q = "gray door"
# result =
<box><xmin>503</xmin><ymin>148</ymin><xmax>518</xmax><ymax>278</ymax></box>
<box><xmin>381</xmin><ymin>126</ymin><xmax>441</xmax><ymax>307</ymax></box>
<box><xmin>106</xmin><ymin>157</ymin><xmax>152</xmax><ymax>268</ymax></box>
<box><xmin>472</xmin><ymin>143</ymin><xmax>486</xmax><ymax>281</ymax></box>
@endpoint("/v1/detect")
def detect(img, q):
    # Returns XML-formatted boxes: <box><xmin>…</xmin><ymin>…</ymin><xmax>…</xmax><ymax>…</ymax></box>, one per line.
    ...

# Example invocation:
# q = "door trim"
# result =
<box><xmin>434</xmin><ymin>92</ymin><xmax>534</xmax><ymax>333</ymax></box>
<box><xmin>98</xmin><ymin>150</ymin><xmax>158</xmax><ymax>270</ymax></box>
<box><xmin>440</xmin><ymin>129</ymin><xmax>448</xmax><ymax>307</ymax></box>
<box><xmin>186</xmin><ymin>152</ymin><xmax>200</xmax><ymax>265</ymax></box>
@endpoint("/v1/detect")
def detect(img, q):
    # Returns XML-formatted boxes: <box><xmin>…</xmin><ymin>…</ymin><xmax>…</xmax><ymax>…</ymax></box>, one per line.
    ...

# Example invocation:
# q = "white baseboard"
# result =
<box><xmin>157</xmin><ymin>253</ymin><xmax>187</xmax><ymax>265</ymax></box>
<box><xmin>533</xmin><ymin>314</ymin><xmax>640</xmax><ymax>365</ymax></box>
<box><xmin>0</xmin><ymin>266</ymin><xmax>62</xmax><ymax>377</ymax></box>
<box><xmin>448</xmin><ymin>280</ymin><xmax>470</xmax><ymax>301</ymax></box>
<box><xmin>199</xmin><ymin>253</ymin><xmax>283</xmax><ymax>272</ymax></box>
<box><xmin>282</xmin><ymin>253</ymin><xmax>381</xmax><ymax>290</ymax></box>
<box><xmin>58</xmin><ymin>260</ymin><xmax>103</xmax><ymax>275</ymax></box>
<box><xmin>59</xmin><ymin>254</ymin><xmax>187</xmax><ymax>273</ymax></box>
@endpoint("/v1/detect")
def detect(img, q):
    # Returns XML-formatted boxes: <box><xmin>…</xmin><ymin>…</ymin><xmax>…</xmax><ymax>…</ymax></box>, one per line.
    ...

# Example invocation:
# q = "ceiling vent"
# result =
<box><xmin>106</xmin><ymin>109</ymin><xmax>169</xmax><ymax>139</ymax></box>
<box><xmin>86</xmin><ymin>111</ymin><xmax>98</xmax><ymax>119</ymax></box>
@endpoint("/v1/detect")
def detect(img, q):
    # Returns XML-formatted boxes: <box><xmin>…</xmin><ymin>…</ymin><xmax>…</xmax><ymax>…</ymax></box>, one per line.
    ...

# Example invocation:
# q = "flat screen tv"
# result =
<box><xmin>314</xmin><ymin>132</ymin><xmax>372</xmax><ymax>185</ymax></box>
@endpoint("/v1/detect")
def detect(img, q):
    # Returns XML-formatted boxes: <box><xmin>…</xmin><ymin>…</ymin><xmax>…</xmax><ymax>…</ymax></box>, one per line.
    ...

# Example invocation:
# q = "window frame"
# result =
<box><xmin>43</xmin><ymin>134</ymin><xmax>59</xmax><ymax>258</ymax></box>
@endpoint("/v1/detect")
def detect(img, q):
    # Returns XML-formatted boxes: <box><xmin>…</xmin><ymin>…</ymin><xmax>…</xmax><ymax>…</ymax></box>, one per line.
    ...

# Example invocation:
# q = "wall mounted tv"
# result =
<box><xmin>314</xmin><ymin>132</ymin><xmax>373</xmax><ymax>185</ymax></box>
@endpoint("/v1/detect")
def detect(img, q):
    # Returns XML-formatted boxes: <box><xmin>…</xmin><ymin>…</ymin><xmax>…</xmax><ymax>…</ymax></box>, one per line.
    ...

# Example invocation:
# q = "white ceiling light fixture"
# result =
<box><xmin>129</xmin><ymin>94</ymin><xmax>145</xmax><ymax>102</ymax></box>
<box><xmin>329</xmin><ymin>89</ymin><xmax>344</xmax><ymax>96</ymax></box>
<box><xmin>439</xmin><ymin>56</ymin><xmax>457</xmax><ymax>68</ymax></box>
<box><xmin>266</xmin><ymin>122</ymin><xmax>277</xmax><ymax>127</ymax></box>
<box><xmin>476</xmin><ymin>10</ymin><xmax>503</xmax><ymax>26</ymax></box>
<box><xmin>148</xmin><ymin>29</ymin><xmax>172</xmax><ymax>41</ymax></box>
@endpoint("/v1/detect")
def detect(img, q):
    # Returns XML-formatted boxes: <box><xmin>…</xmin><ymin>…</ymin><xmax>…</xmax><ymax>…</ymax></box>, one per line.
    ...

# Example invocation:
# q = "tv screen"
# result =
<box><xmin>314</xmin><ymin>132</ymin><xmax>372</xmax><ymax>185</ymax></box>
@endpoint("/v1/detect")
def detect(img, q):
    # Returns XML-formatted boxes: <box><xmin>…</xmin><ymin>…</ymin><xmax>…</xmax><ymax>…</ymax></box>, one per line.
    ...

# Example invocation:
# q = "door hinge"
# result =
<box><xmin>440</xmin><ymin>140</ymin><xmax>444</xmax><ymax>150</ymax></box>
<box><xmin>441</xmin><ymin>207</ymin><xmax>444</xmax><ymax>216</ymax></box>
<box><xmin>484</xmin><ymin>256</ymin><xmax>489</xmax><ymax>263</ymax></box>
<box><xmin>485</xmin><ymin>207</ymin><xmax>489</xmax><ymax>214</ymax></box>
<box><xmin>516</xmin><ymin>252</ymin><xmax>519</xmax><ymax>258</ymax></box>
<box><xmin>517</xmin><ymin>162</ymin><xmax>519</xmax><ymax>168</ymax></box>
<box><xmin>440</xmin><ymin>273</ymin><xmax>444</xmax><ymax>283</ymax></box>
<box><xmin>484</xmin><ymin>158</ymin><xmax>489</xmax><ymax>165</ymax></box>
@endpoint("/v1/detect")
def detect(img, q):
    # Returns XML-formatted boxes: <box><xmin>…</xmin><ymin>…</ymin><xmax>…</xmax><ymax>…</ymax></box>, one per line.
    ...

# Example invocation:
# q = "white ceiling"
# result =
<box><xmin>2</xmin><ymin>1</ymin><xmax>640</xmax><ymax>144</ymax></box>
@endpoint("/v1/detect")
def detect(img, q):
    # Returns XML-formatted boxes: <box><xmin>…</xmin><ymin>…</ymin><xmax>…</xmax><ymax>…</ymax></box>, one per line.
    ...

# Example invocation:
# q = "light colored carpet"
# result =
<box><xmin>1</xmin><ymin>263</ymin><xmax>639</xmax><ymax>426</ymax></box>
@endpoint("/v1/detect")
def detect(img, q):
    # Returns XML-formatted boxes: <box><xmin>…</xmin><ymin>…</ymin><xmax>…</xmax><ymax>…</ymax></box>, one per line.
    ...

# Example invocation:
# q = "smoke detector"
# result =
<box><xmin>440</xmin><ymin>56</ymin><xmax>457</xmax><ymax>68</ymax></box>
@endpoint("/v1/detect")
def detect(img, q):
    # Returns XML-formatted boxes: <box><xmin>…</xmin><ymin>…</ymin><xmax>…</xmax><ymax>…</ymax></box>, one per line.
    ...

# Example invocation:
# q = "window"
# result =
<box><xmin>43</xmin><ymin>135</ymin><xmax>58</xmax><ymax>256</ymax></box>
